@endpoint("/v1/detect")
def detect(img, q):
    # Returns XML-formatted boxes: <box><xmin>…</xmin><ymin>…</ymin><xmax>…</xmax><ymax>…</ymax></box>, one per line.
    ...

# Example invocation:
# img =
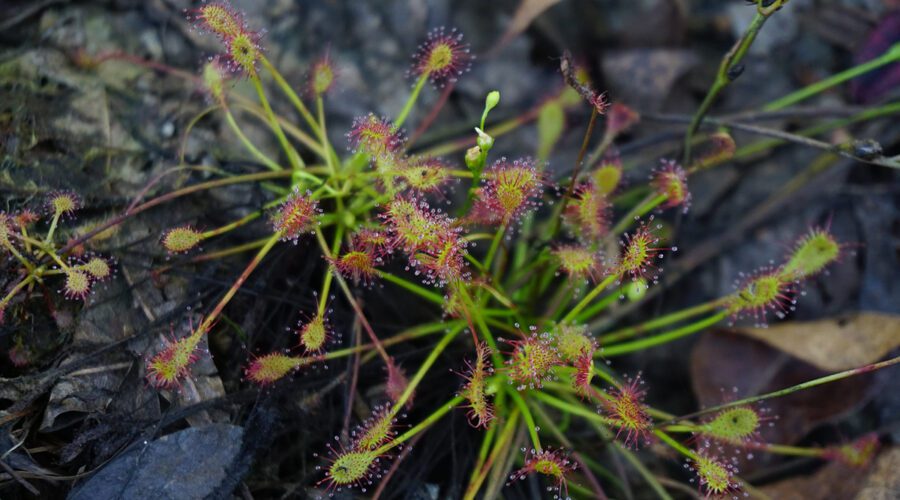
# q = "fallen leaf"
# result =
<box><xmin>758</xmin><ymin>447</ymin><xmax>898</xmax><ymax>500</ymax></box>
<box><xmin>691</xmin><ymin>331</ymin><xmax>874</xmax><ymax>450</ymax></box>
<box><xmin>854</xmin><ymin>447</ymin><xmax>900</xmax><ymax>499</ymax></box>
<box><xmin>491</xmin><ymin>0</ymin><xmax>561</xmax><ymax>55</ymax></box>
<box><xmin>731</xmin><ymin>312</ymin><xmax>900</xmax><ymax>372</ymax></box>
<box><xmin>38</xmin><ymin>278</ymin><xmax>141</xmax><ymax>432</ymax></box>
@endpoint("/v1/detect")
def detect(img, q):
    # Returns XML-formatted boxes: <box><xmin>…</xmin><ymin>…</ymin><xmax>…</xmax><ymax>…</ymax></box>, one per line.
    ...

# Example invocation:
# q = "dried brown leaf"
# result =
<box><xmin>732</xmin><ymin>313</ymin><xmax>900</xmax><ymax>372</ymax></box>
<box><xmin>854</xmin><ymin>447</ymin><xmax>900</xmax><ymax>499</ymax></box>
<box><xmin>758</xmin><ymin>447</ymin><xmax>898</xmax><ymax>500</ymax></box>
<box><xmin>691</xmin><ymin>331</ymin><xmax>874</xmax><ymax>449</ymax></box>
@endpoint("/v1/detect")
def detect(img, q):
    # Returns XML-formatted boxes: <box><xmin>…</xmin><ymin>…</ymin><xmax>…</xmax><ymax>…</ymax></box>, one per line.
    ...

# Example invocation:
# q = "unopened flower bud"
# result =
<box><xmin>475</xmin><ymin>127</ymin><xmax>494</xmax><ymax>150</ymax></box>
<box><xmin>465</xmin><ymin>146</ymin><xmax>482</xmax><ymax>169</ymax></box>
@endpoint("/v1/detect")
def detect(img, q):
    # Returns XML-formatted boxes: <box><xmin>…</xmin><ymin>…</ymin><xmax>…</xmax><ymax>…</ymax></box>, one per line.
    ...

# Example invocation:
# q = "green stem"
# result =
<box><xmin>391</xmin><ymin>325</ymin><xmax>462</xmax><ymax>413</ymax></box>
<box><xmin>318</xmin><ymin>225</ymin><xmax>344</xmax><ymax>315</ymax></box>
<box><xmin>599</xmin><ymin>298</ymin><xmax>725</xmax><ymax>343</ymax></box>
<box><xmin>562</xmin><ymin>274</ymin><xmax>618</xmax><ymax>323</ymax></box>
<box><xmin>195</xmin><ymin>231</ymin><xmax>283</xmax><ymax>335</ymax></box>
<box><xmin>258</xmin><ymin>56</ymin><xmax>321</xmax><ymax>137</ymax></box>
<box><xmin>315</xmin><ymin>96</ymin><xmax>340</xmax><ymax>180</ymax></box>
<box><xmin>745</xmin><ymin>441</ymin><xmax>827</xmax><ymax>458</ymax></box>
<box><xmin>58</xmin><ymin>170</ymin><xmax>294</xmax><ymax>257</ymax></box>
<box><xmin>375</xmin><ymin>395</ymin><xmax>465</xmax><ymax>455</ymax></box>
<box><xmin>510</xmin><ymin>214</ymin><xmax>534</xmax><ymax>287</ymax></box>
<box><xmin>684</xmin><ymin>11</ymin><xmax>770</xmax><ymax>164</ymax></box>
<box><xmin>529</xmin><ymin>402</ymin><xmax>611</xmax><ymax>499</ymax></box>
<box><xmin>222</xmin><ymin>104</ymin><xmax>284</xmax><ymax>172</ymax></box>
<box><xmin>529</xmin><ymin>391</ymin><xmax>615</xmax><ymax>426</ymax></box>
<box><xmin>471</xmin><ymin>389</ymin><xmax>504</xmax><ymax>482</ymax></box>
<box><xmin>653</xmin><ymin>430</ymin><xmax>697</xmax><ymax>460</ymax></box>
<box><xmin>230</xmin><ymin>98</ymin><xmax>325</xmax><ymax>158</ymax></box>
<box><xmin>614</xmin><ymin>443</ymin><xmax>673</xmax><ymax>500</ymax></box>
<box><xmin>573</xmin><ymin>289</ymin><xmax>621</xmax><ymax>323</ymax></box>
<box><xmin>464</xmin><ymin>408</ymin><xmax>520</xmax><ymax>500</ymax></box>
<box><xmin>1</xmin><ymin>238</ymin><xmax>35</xmax><ymax>274</ymax></box>
<box><xmin>590</xmin><ymin>367</ymin><xmax>619</xmax><ymax>389</ymax></box>
<box><xmin>154</xmin><ymin>237</ymin><xmax>275</xmax><ymax>275</ymax></box>
<box><xmin>44</xmin><ymin>212</ymin><xmax>62</xmax><ymax>245</ymax></box>
<box><xmin>471</xmin><ymin>425</ymin><xmax>498</xmax><ymax>483</ymax></box>
<box><xmin>377</xmin><ymin>271</ymin><xmax>445</xmax><ymax>305</ymax></box>
<box><xmin>609</xmin><ymin>193</ymin><xmax>669</xmax><ymax>236</ymax></box>
<box><xmin>200</xmin><ymin>210</ymin><xmax>264</xmax><ymax>239</ymax></box>
<box><xmin>601</xmin><ymin>311</ymin><xmax>728</xmax><ymax>357</ymax></box>
<box><xmin>478</xmin><ymin>283</ymin><xmax>516</xmax><ymax>310</ymax></box>
<box><xmin>0</xmin><ymin>274</ymin><xmax>37</xmax><ymax>311</ymax></box>
<box><xmin>395</xmin><ymin>72</ymin><xmax>429</xmax><ymax>128</ymax></box>
<box><xmin>300</xmin><ymin>320</ymin><xmax>460</xmax><ymax>365</ymax></box>
<box><xmin>507</xmin><ymin>388</ymin><xmax>541</xmax><ymax>451</ymax></box>
<box><xmin>484</xmin><ymin>317</ymin><xmax>520</xmax><ymax>336</ymax></box>
<box><xmin>315</xmin><ymin>231</ymin><xmax>395</xmax><ymax>368</ymax></box>
<box><xmin>573</xmin><ymin>400</ymin><xmax>673</xmax><ymax>500</ymax></box>
<box><xmin>545</xmin><ymin>281</ymin><xmax>575</xmax><ymax>322</ymax></box>
<box><xmin>550</xmin><ymin>107</ymin><xmax>600</xmax><ymax>239</ymax></box>
<box><xmin>661</xmin><ymin>424</ymin><xmax>697</xmax><ymax>434</ymax></box>
<box><xmin>483</xmin><ymin>224</ymin><xmax>506</xmax><ymax>274</ymax></box>
<box><xmin>43</xmin><ymin>248</ymin><xmax>71</xmax><ymax>271</ymax></box>
<box><xmin>249</xmin><ymin>74</ymin><xmax>303</xmax><ymax>171</ymax></box>
<box><xmin>179</xmin><ymin>105</ymin><xmax>219</xmax><ymax>164</ymax></box>
<box><xmin>583</xmin><ymin>130</ymin><xmax>617</xmax><ymax>174</ymax></box>
<box><xmin>422</xmin><ymin>101</ymin><xmax>544</xmax><ymax>158</ymax></box>
<box><xmin>670</xmin><ymin>355</ymin><xmax>900</xmax><ymax>423</ymax></box>
<box><xmin>764</xmin><ymin>42</ymin><xmax>900</xmax><ymax>111</ymax></box>
<box><xmin>461</xmin><ymin>164</ymin><xmax>487</xmax><ymax>217</ymax></box>
<box><xmin>459</xmin><ymin>286</ymin><xmax>501</xmax><ymax>360</ymax></box>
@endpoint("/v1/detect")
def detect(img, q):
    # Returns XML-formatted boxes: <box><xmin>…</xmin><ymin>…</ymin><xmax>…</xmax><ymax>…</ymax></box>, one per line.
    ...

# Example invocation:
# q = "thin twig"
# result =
<box><xmin>683</xmin><ymin>1</ymin><xmax>789</xmax><ymax>163</ymax></box>
<box><xmin>0</xmin><ymin>459</ymin><xmax>40</xmax><ymax>496</ymax></box>
<box><xmin>646</xmin><ymin>112</ymin><xmax>900</xmax><ymax>169</ymax></box>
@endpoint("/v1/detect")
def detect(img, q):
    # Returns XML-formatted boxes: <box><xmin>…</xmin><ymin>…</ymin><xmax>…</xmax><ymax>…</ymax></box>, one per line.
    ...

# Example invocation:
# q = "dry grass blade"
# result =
<box><xmin>491</xmin><ymin>0</ymin><xmax>562</xmax><ymax>55</ymax></box>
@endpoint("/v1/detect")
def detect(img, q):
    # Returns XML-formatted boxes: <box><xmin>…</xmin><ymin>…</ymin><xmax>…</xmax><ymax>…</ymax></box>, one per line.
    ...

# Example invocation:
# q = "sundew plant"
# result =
<box><xmin>3</xmin><ymin>1</ymin><xmax>900</xmax><ymax>498</ymax></box>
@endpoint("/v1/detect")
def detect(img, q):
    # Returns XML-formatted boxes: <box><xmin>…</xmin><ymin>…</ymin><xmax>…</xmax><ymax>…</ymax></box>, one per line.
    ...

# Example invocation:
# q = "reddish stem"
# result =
<box><xmin>571</xmin><ymin>452</ymin><xmax>607</xmax><ymax>500</ymax></box>
<box><xmin>88</xmin><ymin>51</ymin><xmax>200</xmax><ymax>84</ymax></box>
<box><xmin>342</xmin><ymin>290</ymin><xmax>393</xmax><ymax>367</ymax></box>
<box><xmin>408</xmin><ymin>83</ymin><xmax>455</xmax><ymax>147</ymax></box>
<box><xmin>342</xmin><ymin>317</ymin><xmax>363</xmax><ymax>442</ymax></box>
<box><xmin>190</xmin><ymin>232</ymin><xmax>283</xmax><ymax>340</ymax></box>
<box><xmin>371</xmin><ymin>433</ymin><xmax>423</xmax><ymax>499</ymax></box>
<box><xmin>57</xmin><ymin>170</ymin><xmax>290</xmax><ymax>257</ymax></box>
